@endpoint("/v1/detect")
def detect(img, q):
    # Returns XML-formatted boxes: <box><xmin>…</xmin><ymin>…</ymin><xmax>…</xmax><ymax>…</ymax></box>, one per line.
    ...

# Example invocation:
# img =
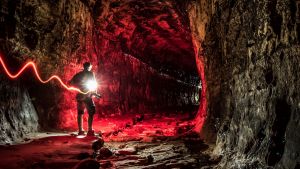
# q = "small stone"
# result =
<box><xmin>23</xmin><ymin>138</ymin><xmax>30</xmax><ymax>141</ymax></box>
<box><xmin>92</xmin><ymin>138</ymin><xmax>104</xmax><ymax>151</ymax></box>
<box><xmin>116</xmin><ymin>147</ymin><xmax>137</xmax><ymax>155</ymax></box>
<box><xmin>136</xmin><ymin>114</ymin><xmax>144</xmax><ymax>122</ymax></box>
<box><xmin>125</xmin><ymin>123</ymin><xmax>132</xmax><ymax>128</ymax></box>
<box><xmin>98</xmin><ymin>147</ymin><xmax>113</xmax><ymax>159</ymax></box>
<box><xmin>118</xmin><ymin>144</ymin><xmax>126</xmax><ymax>149</ymax></box>
<box><xmin>147</xmin><ymin>155</ymin><xmax>154</xmax><ymax>163</ymax></box>
<box><xmin>98</xmin><ymin>131</ymin><xmax>102</xmax><ymax>137</ymax></box>
<box><xmin>113</xmin><ymin>130</ymin><xmax>119</xmax><ymax>136</ymax></box>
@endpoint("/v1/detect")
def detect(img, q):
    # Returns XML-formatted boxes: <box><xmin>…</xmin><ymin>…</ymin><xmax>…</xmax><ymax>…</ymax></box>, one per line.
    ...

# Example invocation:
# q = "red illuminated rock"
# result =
<box><xmin>92</xmin><ymin>138</ymin><xmax>105</xmax><ymax>152</ymax></box>
<box><xmin>98</xmin><ymin>147</ymin><xmax>113</xmax><ymax>159</ymax></box>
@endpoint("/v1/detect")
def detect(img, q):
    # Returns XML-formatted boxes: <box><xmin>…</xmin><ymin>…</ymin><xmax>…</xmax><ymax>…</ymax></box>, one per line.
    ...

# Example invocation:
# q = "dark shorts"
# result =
<box><xmin>76</xmin><ymin>94</ymin><xmax>95</xmax><ymax>115</ymax></box>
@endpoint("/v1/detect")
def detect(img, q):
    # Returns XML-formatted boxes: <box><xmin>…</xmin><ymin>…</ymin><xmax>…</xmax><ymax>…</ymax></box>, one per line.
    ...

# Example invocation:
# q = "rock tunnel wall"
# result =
<box><xmin>0</xmin><ymin>75</ymin><xmax>38</xmax><ymax>144</ymax></box>
<box><xmin>189</xmin><ymin>0</ymin><xmax>300</xmax><ymax>168</ymax></box>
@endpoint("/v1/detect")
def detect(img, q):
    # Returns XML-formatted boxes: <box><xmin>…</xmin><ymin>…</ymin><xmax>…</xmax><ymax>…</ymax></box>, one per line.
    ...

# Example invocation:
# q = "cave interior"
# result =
<box><xmin>0</xmin><ymin>0</ymin><xmax>300</xmax><ymax>169</ymax></box>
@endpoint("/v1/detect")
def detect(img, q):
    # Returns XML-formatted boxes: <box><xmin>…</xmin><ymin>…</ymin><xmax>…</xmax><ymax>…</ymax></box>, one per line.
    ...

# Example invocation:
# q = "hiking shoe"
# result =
<box><xmin>87</xmin><ymin>130</ymin><xmax>95</xmax><ymax>136</ymax></box>
<box><xmin>78</xmin><ymin>130</ymin><xmax>85</xmax><ymax>135</ymax></box>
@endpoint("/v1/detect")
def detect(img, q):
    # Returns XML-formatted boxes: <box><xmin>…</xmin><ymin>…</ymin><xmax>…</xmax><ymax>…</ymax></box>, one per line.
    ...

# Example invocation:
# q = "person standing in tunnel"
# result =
<box><xmin>69</xmin><ymin>62</ymin><xmax>100</xmax><ymax>136</ymax></box>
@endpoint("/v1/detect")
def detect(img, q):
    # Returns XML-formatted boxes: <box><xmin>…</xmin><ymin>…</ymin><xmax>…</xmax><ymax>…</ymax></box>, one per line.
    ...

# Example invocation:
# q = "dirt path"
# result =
<box><xmin>0</xmin><ymin>133</ymin><xmax>218</xmax><ymax>169</ymax></box>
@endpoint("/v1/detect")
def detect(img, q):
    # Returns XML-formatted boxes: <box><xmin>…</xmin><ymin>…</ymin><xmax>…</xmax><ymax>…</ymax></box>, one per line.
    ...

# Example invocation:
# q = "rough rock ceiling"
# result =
<box><xmin>95</xmin><ymin>0</ymin><xmax>198</xmax><ymax>80</ymax></box>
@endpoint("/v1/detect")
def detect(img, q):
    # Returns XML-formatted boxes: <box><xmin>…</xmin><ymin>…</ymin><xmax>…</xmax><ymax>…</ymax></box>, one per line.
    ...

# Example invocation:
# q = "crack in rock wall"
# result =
<box><xmin>189</xmin><ymin>0</ymin><xmax>300</xmax><ymax>168</ymax></box>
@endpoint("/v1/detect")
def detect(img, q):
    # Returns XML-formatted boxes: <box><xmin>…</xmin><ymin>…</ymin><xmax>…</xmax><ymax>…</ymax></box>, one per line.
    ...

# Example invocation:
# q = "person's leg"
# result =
<box><xmin>77</xmin><ymin>101</ymin><xmax>85</xmax><ymax>134</ymax></box>
<box><xmin>85</xmin><ymin>98</ymin><xmax>96</xmax><ymax>135</ymax></box>
<box><xmin>88</xmin><ymin>113</ymin><xmax>94</xmax><ymax>131</ymax></box>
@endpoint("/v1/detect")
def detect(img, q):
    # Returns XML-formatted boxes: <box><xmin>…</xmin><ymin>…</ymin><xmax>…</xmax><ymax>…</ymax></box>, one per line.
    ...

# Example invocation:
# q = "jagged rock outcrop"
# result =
<box><xmin>0</xmin><ymin>76</ymin><xmax>38</xmax><ymax>144</ymax></box>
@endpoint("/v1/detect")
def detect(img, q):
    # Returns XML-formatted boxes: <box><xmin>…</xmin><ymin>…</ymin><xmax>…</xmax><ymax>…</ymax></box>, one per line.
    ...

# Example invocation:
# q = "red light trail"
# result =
<box><xmin>0</xmin><ymin>54</ymin><xmax>87</xmax><ymax>94</ymax></box>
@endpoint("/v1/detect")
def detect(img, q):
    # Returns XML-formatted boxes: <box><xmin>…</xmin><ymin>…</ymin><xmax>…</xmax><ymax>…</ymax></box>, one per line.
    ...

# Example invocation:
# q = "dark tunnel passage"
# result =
<box><xmin>24</xmin><ymin>0</ymin><xmax>204</xmax><ymax>131</ymax></box>
<box><xmin>0</xmin><ymin>0</ymin><xmax>300</xmax><ymax>169</ymax></box>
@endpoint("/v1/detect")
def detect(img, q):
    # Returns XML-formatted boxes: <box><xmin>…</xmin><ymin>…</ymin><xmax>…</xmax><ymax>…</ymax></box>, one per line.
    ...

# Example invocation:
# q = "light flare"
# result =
<box><xmin>85</xmin><ymin>80</ymin><xmax>98</xmax><ymax>91</ymax></box>
<box><xmin>0</xmin><ymin>54</ymin><xmax>88</xmax><ymax>94</ymax></box>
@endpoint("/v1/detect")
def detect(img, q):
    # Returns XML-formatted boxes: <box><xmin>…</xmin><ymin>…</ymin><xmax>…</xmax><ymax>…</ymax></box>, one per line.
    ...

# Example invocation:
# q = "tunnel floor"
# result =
<box><xmin>0</xmin><ymin>116</ymin><xmax>219</xmax><ymax>169</ymax></box>
<box><xmin>62</xmin><ymin>112</ymin><xmax>198</xmax><ymax>141</ymax></box>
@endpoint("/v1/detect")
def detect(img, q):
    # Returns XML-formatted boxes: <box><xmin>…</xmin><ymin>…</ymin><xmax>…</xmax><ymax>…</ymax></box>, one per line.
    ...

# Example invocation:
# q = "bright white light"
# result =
<box><xmin>85</xmin><ymin>80</ymin><xmax>98</xmax><ymax>91</ymax></box>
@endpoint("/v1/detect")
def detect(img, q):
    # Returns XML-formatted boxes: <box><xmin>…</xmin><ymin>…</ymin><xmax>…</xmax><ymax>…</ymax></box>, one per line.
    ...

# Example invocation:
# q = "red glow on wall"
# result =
<box><xmin>0</xmin><ymin>54</ymin><xmax>85</xmax><ymax>94</ymax></box>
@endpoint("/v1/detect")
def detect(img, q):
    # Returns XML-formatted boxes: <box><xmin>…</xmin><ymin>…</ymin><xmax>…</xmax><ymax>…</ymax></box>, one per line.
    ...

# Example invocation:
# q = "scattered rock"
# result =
<box><xmin>112</xmin><ymin>130</ymin><xmax>119</xmax><ymax>136</ymax></box>
<box><xmin>116</xmin><ymin>147</ymin><xmax>137</xmax><ymax>155</ymax></box>
<box><xmin>147</xmin><ymin>155</ymin><xmax>154</xmax><ymax>163</ymax></box>
<box><xmin>136</xmin><ymin>114</ymin><xmax>144</xmax><ymax>122</ymax></box>
<box><xmin>118</xmin><ymin>144</ymin><xmax>126</xmax><ymax>149</ymax></box>
<box><xmin>98</xmin><ymin>147</ymin><xmax>113</xmax><ymax>159</ymax></box>
<box><xmin>92</xmin><ymin>138</ymin><xmax>104</xmax><ymax>152</ymax></box>
<box><xmin>125</xmin><ymin>123</ymin><xmax>132</xmax><ymax>129</ymax></box>
<box><xmin>23</xmin><ymin>138</ymin><xmax>31</xmax><ymax>141</ymax></box>
<box><xmin>98</xmin><ymin>131</ymin><xmax>102</xmax><ymax>137</ymax></box>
